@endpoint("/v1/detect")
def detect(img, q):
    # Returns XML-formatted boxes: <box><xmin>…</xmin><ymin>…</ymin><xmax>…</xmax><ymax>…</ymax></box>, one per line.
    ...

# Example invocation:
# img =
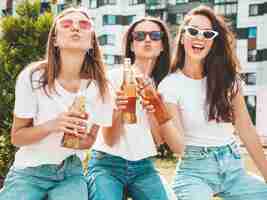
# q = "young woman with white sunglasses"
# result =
<box><xmin>158</xmin><ymin>6</ymin><xmax>267</xmax><ymax>200</ymax></box>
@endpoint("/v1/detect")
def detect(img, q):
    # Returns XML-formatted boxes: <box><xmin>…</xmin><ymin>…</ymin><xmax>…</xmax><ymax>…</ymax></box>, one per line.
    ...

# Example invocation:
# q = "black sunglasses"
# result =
<box><xmin>184</xmin><ymin>26</ymin><xmax>219</xmax><ymax>40</ymax></box>
<box><xmin>132</xmin><ymin>31</ymin><xmax>164</xmax><ymax>41</ymax></box>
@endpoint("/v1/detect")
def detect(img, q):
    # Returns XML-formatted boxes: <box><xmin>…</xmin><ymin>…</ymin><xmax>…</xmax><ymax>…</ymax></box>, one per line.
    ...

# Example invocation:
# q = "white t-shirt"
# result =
<box><xmin>158</xmin><ymin>72</ymin><xmax>235</xmax><ymax>147</ymax></box>
<box><xmin>13</xmin><ymin>65</ymin><xmax>112</xmax><ymax>169</ymax></box>
<box><xmin>93</xmin><ymin>68</ymin><xmax>157</xmax><ymax>161</ymax></box>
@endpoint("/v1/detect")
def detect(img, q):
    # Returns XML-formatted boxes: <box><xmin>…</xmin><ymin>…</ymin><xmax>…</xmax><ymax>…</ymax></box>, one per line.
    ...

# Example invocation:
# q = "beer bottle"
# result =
<box><xmin>136</xmin><ymin>77</ymin><xmax>171</xmax><ymax>125</ymax></box>
<box><xmin>121</xmin><ymin>58</ymin><xmax>137</xmax><ymax>124</ymax></box>
<box><xmin>61</xmin><ymin>95</ymin><xmax>99</xmax><ymax>149</ymax></box>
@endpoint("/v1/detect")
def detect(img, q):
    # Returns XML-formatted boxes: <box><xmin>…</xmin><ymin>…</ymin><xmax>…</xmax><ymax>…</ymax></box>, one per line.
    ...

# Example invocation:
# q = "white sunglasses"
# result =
<box><xmin>184</xmin><ymin>26</ymin><xmax>219</xmax><ymax>40</ymax></box>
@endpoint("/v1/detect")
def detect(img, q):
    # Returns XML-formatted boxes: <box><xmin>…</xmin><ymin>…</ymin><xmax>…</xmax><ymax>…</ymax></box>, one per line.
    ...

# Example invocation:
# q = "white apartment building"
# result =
<box><xmin>82</xmin><ymin>0</ymin><xmax>146</xmax><ymax>69</ymax></box>
<box><xmin>236</xmin><ymin>0</ymin><xmax>267</xmax><ymax>143</ymax></box>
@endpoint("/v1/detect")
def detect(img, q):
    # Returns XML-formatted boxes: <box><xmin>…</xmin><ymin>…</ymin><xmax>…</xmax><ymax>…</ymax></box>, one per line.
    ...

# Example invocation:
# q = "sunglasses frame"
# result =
<box><xmin>183</xmin><ymin>25</ymin><xmax>219</xmax><ymax>40</ymax></box>
<box><xmin>132</xmin><ymin>31</ymin><xmax>164</xmax><ymax>42</ymax></box>
<box><xmin>59</xmin><ymin>19</ymin><xmax>92</xmax><ymax>30</ymax></box>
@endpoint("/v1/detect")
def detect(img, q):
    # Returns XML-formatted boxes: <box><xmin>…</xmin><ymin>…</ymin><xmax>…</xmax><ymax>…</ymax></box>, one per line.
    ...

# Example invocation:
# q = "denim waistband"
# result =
<box><xmin>185</xmin><ymin>141</ymin><xmax>238</xmax><ymax>154</ymax></box>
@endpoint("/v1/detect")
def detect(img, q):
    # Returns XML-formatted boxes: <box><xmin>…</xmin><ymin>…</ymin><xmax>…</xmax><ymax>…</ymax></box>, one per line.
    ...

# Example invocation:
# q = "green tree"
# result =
<box><xmin>0</xmin><ymin>0</ymin><xmax>53</xmax><ymax>178</ymax></box>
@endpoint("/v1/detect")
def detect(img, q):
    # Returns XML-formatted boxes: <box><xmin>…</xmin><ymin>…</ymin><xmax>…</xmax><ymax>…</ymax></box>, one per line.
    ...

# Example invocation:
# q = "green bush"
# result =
<box><xmin>0</xmin><ymin>0</ymin><xmax>53</xmax><ymax>177</ymax></box>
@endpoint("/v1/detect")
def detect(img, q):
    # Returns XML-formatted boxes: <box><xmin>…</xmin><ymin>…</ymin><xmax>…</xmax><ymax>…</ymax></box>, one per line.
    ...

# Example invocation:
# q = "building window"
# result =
<box><xmin>57</xmin><ymin>4</ymin><xmax>65</xmax><ymax>13</ymax></box>
<box><xmin>104</xmin><ymin>55</ymin><xmax>122</xmax><ymax>65</ymax></box>
<box><xmin>103</xmin><ymin>15</ymin><xmax>116</xmax><ymax>25</ymax></box>
<box><xmin>176</xmin><ymin>13</ymin><xmax>184</xmax><ymax>24</ymax></box>
<box><xmin>104</xmin><ymin>55</ymin><xmax>115</xmax><ymax>65</ymax></box>
<box><xmin>214</xmin><ymin>3</ymin><xmax>237</xmax><ymax>16</ymax></box>
<box><xmin>147</xmin><ymin>0</ymin><xmax>161</xmax><ymax>5</ymax></box>
<box><xmin>109</xmin><ymin>0</ymin><xmax>116</xmax><ymax>4</ymax></box>
<box><xmin>249</xmin><ymin>4</ymin><xmax>259</xmax><ymax>16</ymax></box>
<box><xmin>248</xmin><ymin>27</ymin><xmax>256</xmax><ymax>38</ymax></box>
<box><xmin>89</xmin><ymin>0</ymin><xmax>97</xmax><ymax>8</ymax></box>
<box><xmin>176</xmin><ymin>0</ymin><xmax>188</xmax><ymax>4</ymax></box>
<box><xmin>245</xmin><ymin>95</ymin><xmax>256</xmax><ymax>125</ymax></box>
<box><xmin>98</xmin><ymin>35</ymin><xmax>115</xmax><ymax>46</ymax></box>
<box><xmin>248</xmin><ymin>49</ymin><xmax>257</xmax><ymax>62</ymax></box>
<box><xmin>103</xmin><ymin>15</ymin><xmax>134</xmax><ymax>25</ymax></box>
<box><xmin>129</xmin><ymin>0</ymin><xmax>138</xmax><ymax>5</ymax></box>
<box><xmin>214</xmin><ymin>0</ymin><xmax>237</xmax><ymax>3</ymax></box>
<box><xmin>243</xmin><ymin>73</ymin><xmax>256</xmax><ymax>85</ymax></box>
<box><xmin>127</xmin><ymin>15</ymin><xmax>135</xmax><ymax>24</ymax></box>
<box><xmin>129</xmin><ymin>0</ymin><xmax>144</xmax><ymax>5</ymax></box>
<box><xmin>114</xmin><ymin>55</ymin><xmax>122</xmax><ymax>64</ymax></box>
<box><xmin>99</xmin><ymin>0</ymin><xmax>116</xmax><ymax>6</ymax></box>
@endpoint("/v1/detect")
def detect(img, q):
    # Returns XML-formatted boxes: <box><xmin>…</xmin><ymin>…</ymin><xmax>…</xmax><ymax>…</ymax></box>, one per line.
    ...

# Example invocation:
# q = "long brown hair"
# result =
<box><xmin>123</xmin><ymin>16</ymin><xmax>171</xmax><ymax>87</ymax></box>
<box><xmin>31</xmin><ymin>7</ymin><xmax>108</xmax><ymax>100</ymax></box>
<box><xmin>171</xmin><ymin>6</ymin><xmax>241</xmax><ymax>123</ymax></box>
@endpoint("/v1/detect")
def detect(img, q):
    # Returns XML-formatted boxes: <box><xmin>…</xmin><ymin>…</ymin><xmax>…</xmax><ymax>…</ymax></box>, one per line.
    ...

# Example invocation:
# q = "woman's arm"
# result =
<box><xmin>158</xmin><ymin>103</ymin><xmax>185</xmax><ymax>156</ymax></box>
<box><xmin>233</xmin><ymin>89</ymin><xmax>267</xmax><ymax>181</ymax></box>
<box><xmin>102</xmin><ymin>109</ymin><xmax>124</xmax><ymax>146</ymax></box>
<box><xmin>143</xmin><ymin>100</ymin><xmax>185</xmax><ymax>156</ymax></box>
<box><xmin>11</xmin><ymin>111</ymin><xmax>87</xmax><ymax>147</ymax></box>
<box><xmin>101</xmin><ymin>90</ymin><xmax>126</xmax><ymax>146</ymax></box>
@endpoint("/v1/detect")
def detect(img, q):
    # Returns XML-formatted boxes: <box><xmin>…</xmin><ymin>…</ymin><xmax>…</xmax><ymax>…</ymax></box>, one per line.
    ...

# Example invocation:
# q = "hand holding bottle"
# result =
<box><xmin>136</xmin><ymin>76</ymin><xmax>171</xmax><ymax>125</ymax></box>
<box><xmin>114</xmin><ymin>90</ymin><xmax>129</xmax><ymax>111</ymax></box>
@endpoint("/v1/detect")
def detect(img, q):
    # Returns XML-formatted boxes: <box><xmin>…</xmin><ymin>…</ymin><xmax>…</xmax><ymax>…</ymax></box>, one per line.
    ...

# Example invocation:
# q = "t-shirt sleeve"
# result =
<box><xmin>14</xmin><ymin>68</ymin><xmax>38</xmax><ymax>118</ymax></box>
<box><xmin>158</xmin><ymin>76</ymin><xmax>179</xmax><ymax>105</ymax></box>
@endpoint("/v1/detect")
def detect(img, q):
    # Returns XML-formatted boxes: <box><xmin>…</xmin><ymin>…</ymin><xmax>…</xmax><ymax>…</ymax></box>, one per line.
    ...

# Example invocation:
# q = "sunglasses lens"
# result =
<box><xmin>203</xmin><ymin>31</ymin><xmax>216</xmax><ymax>39</ymax></box>
<box><xmin>133</xmin><ymin>32</ymin><xmax>146</xmax><ymax>41</ymax></box>
<box><xmin>79</xmin><ymin>20</ymin><xmax>91</xmax><ymax>30</ymax></box>
<box><xmin>187</xmin><ymin>27</ymin><xmax>199</xmax><ymax>37</ymax></box>
<box><xmin>150</xmin><ymin>31</ymin><xmax>163</xmax><ymax>41</ymax></box>
<box><xmin>61</xmin><ymin>19</ymin><xmax>73</xmax><ymax>28</ymax></box>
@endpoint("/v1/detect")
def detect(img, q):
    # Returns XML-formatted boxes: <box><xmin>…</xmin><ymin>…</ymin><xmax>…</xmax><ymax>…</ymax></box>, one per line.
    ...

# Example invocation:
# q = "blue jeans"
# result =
<box><xmin>0</xmin><ymin>155</ymin><xmax>87</xmax><ymax>200</ymax></box>
<box><xmin>172</xmin><ymin>142</ymin><xmax>267</xmax><ymax>200</ymax></box>
<box><xmin>87</xmin><ymin>150</ymin><xmax>169</xmax><ymax>200</ymax></box>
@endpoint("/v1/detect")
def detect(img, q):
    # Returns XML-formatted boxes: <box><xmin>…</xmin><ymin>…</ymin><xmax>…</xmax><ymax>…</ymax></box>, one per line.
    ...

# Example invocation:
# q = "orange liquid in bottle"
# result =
<box><xmin>121</xmin><ymin>58</ymin><xmax>137</xmax><ymax>124</ymax></box>
<box><xmin>136</xmin><ymin>77</ymin><xmax>171</xmax><ymax>125</ymax></box>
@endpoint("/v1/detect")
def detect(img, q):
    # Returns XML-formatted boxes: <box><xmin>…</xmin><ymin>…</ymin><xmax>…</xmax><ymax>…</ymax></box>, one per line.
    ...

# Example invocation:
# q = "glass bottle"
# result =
<box><xmin>61</xmin><ymin>95</ymin><xmax>99</xmax><ymax>149</ymax></box>
<box><xmin>121</xmin><ymin>58</ymin><xmax>137</xmax><ymax>124</ymax></box>
<box><xmin>136</xmin><ymin>76</ymin><xmax>171</xmax><ymax>125</ymax></box>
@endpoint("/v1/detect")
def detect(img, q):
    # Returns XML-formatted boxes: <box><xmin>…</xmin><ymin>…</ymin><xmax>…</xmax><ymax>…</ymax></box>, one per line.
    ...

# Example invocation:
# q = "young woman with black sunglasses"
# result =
<box><xmin>158</xmin><ymin>6</ymin><xmax>267</xmax><ymax>200</ymax></box>
<box><xmin>86</xmin><ymin>17</ymin><xmax>184</xmax><ymax>200</ymax></box>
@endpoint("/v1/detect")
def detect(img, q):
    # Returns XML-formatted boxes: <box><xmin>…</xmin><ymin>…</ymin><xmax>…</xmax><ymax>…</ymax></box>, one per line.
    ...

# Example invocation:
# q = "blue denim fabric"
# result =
<box><xmin>0</xmin><ymin>155</ymin><xmax>88</xmax><ymax>200</ymax></box>
<box><xmin>87</xmin><ymin>150</ymin><xmax>169</xmax><ymax>200</ymax></box>
<box><xmin>172</xmin><ymin>142</ymin><xmax>267</xmax><ymax>200</ymax></box>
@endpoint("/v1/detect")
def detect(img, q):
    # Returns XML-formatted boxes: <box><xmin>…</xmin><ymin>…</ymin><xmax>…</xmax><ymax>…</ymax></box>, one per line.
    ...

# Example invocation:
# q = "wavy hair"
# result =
<box><xmin>171</xmin><ymin>6</ymin><xmax>241</xmax><ymax>122</ymax></box>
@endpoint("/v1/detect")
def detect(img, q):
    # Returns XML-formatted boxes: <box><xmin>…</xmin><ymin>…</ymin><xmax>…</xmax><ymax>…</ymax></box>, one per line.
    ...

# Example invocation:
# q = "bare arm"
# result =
<box><xmin>102</xmin><ymin>90</ymin><xmax>125</xmax><ymax>146</ymax></box>
<box><xmin>142</xmin><ymin>98</ymin><xmax>185</xmax><ymax>156</ymax></box>
<box><xmin>158</xmin><ymin>103</ymin><xmax>185</xmax><ymax>156</ymax></box>
<box><xmin>233</xmin><ymin>89</ymin><xmax>267</xmax><ymax>181</ymax></box>
<box><xmin>11</xmin><ymin>111</ymin><xmax>87</xmax><ymax>147</ymax></box>
<box><xmin>11</xmin><ymin>116</ymin><xmax>50</xmax><ymax>147</ymax></box>
<box><xmin>102</xmin><ymin>109</ymin><xmax>124</xmax><ymax>146</ymax></box>
<box><xmin>146</xmin><ymin>113</ymin><xmax>165</xmax><ymax>146</ymax></box>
